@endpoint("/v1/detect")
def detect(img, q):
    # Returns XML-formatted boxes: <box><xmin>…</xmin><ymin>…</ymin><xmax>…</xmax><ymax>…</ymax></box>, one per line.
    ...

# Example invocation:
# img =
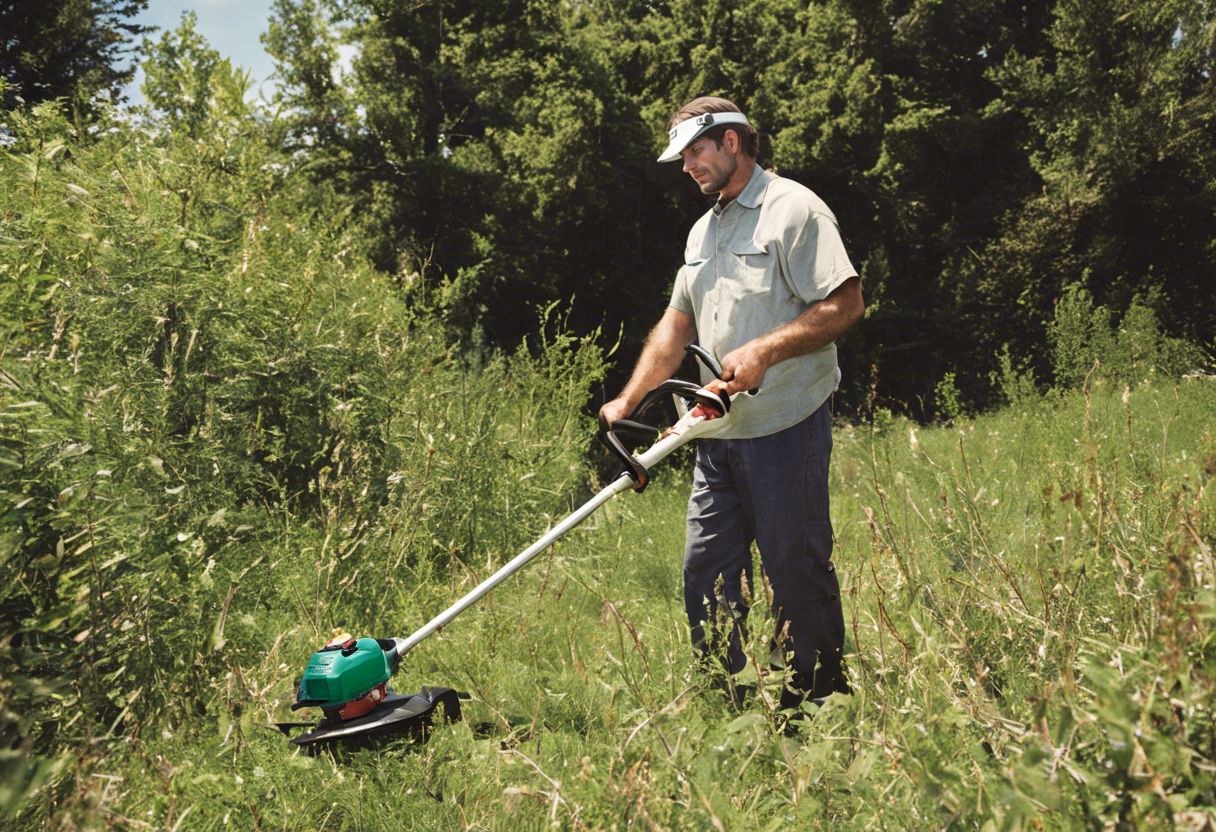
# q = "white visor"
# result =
<box><xmin>657</xmin><ymin>111</ymin><xmax>752</xmax><ymax>163</ymax></box>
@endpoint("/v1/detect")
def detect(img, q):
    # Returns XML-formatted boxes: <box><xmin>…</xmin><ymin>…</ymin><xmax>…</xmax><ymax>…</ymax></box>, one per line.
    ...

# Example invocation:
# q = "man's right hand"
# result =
<box><xmin>598</xmin><ymin>397</ymin><xmax>635</xmax><ymax>429</ymax></box>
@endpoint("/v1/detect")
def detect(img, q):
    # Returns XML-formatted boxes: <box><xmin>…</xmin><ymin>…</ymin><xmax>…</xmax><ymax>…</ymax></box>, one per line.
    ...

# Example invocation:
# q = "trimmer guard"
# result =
<box><xmin>279</xmin><ymin>687</ymin><xmax>461</xmax><ymax>751</ymax></box>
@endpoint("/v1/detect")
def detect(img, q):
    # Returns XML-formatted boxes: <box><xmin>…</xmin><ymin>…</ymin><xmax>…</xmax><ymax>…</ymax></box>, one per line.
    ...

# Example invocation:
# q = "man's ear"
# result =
<box><xmin>724</xmin><ymin>128</ymin><xmax>741</xmax><ymax>155</ymax></box>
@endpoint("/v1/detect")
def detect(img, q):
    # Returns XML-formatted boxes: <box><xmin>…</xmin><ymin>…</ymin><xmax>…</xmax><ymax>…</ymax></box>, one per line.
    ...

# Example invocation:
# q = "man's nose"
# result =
<box><xmin>681</xmin><ymin>155</ymin><xmax>695</xmax><ymax>173</ymax></box>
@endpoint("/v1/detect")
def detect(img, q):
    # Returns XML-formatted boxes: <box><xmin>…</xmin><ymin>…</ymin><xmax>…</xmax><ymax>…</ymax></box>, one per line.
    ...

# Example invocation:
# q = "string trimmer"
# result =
<box><xmin>277</xmin><ymin>345</ymin><xmax>747</xmax><ymax>750</ymax></box>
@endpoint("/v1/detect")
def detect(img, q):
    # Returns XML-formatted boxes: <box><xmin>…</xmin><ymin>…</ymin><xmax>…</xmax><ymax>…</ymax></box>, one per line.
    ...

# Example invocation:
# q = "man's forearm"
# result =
<box><xmin>617</xmin><ymin>308</ymin><xmax>697</xmax><ymax>407</ymax></box>
<box><xmin>716</xmin><ymin>277</ymin><xmax>863</xmax><ymax>394</ymax></box>
<box><xmin>758</xmin><ymin>276</ymin><xmax>863</xmax><ymax>366</ymax></box>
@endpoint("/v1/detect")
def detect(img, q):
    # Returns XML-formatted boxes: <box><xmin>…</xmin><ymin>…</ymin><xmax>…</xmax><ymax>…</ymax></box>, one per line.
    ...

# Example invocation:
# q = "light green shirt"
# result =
<box><xmin>669</xmin><ymin>166</ymin><xmax>858</xmax><ymax>439</ymax></box>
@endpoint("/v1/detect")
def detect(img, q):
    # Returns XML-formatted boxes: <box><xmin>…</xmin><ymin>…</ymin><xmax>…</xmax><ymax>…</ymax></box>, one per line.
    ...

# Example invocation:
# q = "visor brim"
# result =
<box><xmin>657</xmin><ymin>125</ymin><xmax>711</xmax><ymax>163</ymax></box>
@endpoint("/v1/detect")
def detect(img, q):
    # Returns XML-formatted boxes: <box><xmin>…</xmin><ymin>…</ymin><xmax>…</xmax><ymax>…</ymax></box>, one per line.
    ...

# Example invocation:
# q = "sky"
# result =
<box><xmin>122</xmin><ymin>0</ymin><xmax>279</xmax><ymax>105</ymax></box>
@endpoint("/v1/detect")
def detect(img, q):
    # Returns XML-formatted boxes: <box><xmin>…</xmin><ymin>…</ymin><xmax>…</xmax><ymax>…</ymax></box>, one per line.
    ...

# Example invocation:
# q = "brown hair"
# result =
<box><xmin>667</xmin><ymin>95</ymin><xmax>760</xmax><ymax>159</ymax></box>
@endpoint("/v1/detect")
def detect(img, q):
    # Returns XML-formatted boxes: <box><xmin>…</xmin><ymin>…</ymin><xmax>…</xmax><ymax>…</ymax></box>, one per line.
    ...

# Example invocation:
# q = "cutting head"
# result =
<box><xmin>279</xmin><ymin>687</ymin><xmax>462</xmax><ymax>753</ymax></box>
<box><xmin>281</xmin><ymin>631</ymin><xmax>462</xmax><ymax>751</ymax></box>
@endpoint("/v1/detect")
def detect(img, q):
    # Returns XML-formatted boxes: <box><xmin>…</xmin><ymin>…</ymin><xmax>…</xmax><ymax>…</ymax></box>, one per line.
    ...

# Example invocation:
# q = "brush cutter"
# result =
<box><xmin>277</xmin><ymin>345</ymin><xmax>747</xmax><ymax>750</ymax></box>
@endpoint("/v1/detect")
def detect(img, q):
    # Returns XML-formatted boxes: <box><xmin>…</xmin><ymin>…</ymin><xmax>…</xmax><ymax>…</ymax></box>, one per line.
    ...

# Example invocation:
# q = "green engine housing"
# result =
<box><xmin>295</xmin><ymin>637</ymin><xmax>393</xmax><ymax>710</ymax></box>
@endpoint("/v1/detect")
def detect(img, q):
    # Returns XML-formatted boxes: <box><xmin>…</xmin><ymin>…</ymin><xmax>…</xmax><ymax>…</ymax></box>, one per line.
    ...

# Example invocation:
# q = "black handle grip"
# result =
<box><xmin>597</xmin><ymin>380</ymin><xmax>730</xmax><ymax>492</ymax></box>
<box><xmin>630</xmin><ymin>379</ymin><xmax>729</xmax><ymax>421</ymax></box>
<box><xmin>685</xmin><ymin>343</ymin><xmax>724</xmax><ymax>379</ymax></box>
<box><xmin>610</xmin><ymin>419</ymin><xmax>660</xmax><ymax>448</ymax></box>
<box><xmin>597</xmin><ymin>419</ymin><xmax>650</xmax><ymax>491</ymax></box>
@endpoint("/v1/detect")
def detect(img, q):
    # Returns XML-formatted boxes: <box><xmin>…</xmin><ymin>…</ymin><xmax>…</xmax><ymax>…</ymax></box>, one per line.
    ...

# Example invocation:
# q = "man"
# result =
<box><xmin>600</xmin><ymin>96</ymin><xmax>864</xmax><ymax>709</ymax></box>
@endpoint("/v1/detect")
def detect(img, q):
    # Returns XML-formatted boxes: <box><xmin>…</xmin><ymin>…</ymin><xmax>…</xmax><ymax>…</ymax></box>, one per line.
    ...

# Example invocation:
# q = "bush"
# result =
<box><xmin>1048</xmin><ymin>285</ymin><xmax>1209</xmax><ymax>390</ymax></box>
<box><xmin>0</xmin><ymin>91</ymin><xmax>606</xmax><ymax>819</ymax></box>
<box><xmin>990</xmin><ymin>344</ymin><xmax>1040</xmax><ymax>410</ymax></box>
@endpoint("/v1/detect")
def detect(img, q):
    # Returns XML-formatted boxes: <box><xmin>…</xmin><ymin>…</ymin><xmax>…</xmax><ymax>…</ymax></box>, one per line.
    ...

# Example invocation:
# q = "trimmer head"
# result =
<box><xmin>280</xmin><ymin>631</ymin><xmax>462</xmax><ymax>751</ymax></box>
<box><xmin>279</xmin><ymin>687</ymin><xmax>462</xmax><ymax>752</ymax></box>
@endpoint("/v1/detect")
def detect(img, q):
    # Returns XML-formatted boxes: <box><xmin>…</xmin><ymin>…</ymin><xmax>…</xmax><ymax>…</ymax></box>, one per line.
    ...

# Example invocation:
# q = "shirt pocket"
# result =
<box><xmin>678</xmin><ymin>258</ymin><xmax>714</xmax><ymax>342</ymax></box>
<box><xmin>708</xmin><ymin>244</ymin><xmax>770</xmax><ymax>351</ymax></box>
<box><xmin>729</xmin><ymin>240</ymin><xmax>774</xmax><ymax>294</ymax></box>
<box><xmin>682</xmin><ymin>257</ymin><xmax>712</xmax><ymax>298</ymax></box>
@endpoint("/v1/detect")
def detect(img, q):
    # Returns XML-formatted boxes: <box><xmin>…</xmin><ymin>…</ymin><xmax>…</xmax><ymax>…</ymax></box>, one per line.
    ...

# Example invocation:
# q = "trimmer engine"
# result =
<box><xmin>280</xmin><ymin>630</ymin><xmax>460</xmax><ymax>750</ymax></box>
<box><xmin>292</xmin><ymin>632</ymin><xmax>398</xmax><ymax>721</ymax></box>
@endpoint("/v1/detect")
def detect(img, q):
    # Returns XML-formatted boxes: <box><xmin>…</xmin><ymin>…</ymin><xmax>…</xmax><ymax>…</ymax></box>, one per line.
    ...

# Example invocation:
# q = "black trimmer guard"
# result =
<box><xmin>276</xmin><ymin>687</ymin><xmax>461</xmax><ymax>752</ymax></box>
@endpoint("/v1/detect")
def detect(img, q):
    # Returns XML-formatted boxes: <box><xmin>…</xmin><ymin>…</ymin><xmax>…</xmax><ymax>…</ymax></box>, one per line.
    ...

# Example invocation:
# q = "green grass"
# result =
<box><xmin>17</xmin><ymin>376</ymin><xmax>1214</xmax><ymax>830</ymax></box>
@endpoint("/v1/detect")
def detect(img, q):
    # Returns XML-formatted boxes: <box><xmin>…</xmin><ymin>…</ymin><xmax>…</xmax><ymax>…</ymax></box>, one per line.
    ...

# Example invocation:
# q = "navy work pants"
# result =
<box><xmin>683</xmin><ymin>400</ymin><xmax>848</xmax><ymax>699</ymax></box>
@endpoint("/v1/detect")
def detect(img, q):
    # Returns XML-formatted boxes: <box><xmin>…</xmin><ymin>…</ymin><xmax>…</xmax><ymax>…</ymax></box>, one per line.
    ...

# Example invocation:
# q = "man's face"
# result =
<box><xmin>680</xmin><ymin>133</ymin><xmax>738</xmax><ymax>195</ymax></box>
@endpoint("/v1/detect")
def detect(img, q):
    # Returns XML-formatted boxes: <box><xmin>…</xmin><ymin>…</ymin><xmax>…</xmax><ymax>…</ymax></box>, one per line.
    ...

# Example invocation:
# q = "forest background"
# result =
<box><xmin>1</xmin><ymin>0</ymin><xmax>1214</xmax><ymax>828</ymax></box>
<box><xmin>6</xmin><ymin>0</ymin><xmax>1214</xmax><ymax>413</ymax></box>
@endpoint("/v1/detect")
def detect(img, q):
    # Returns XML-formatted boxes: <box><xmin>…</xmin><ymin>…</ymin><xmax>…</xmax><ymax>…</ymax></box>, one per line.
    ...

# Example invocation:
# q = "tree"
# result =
<box><xmin>957</xmin><ymin>0</ymin><xmax>1216</xmax><ymax>390</ymax></box>
<box><xmin>264</xmin><ymin>0</ymin><xmax>1215</xmax><ymax>414</ymax></box>
<box><xmin>265</xmin><ymin>0</ymin><xmax>687</xmax><ymax>349</ymax></box>
<box><xmin>0</xmin><ymin>0</ymin><xmax>150</xmax><ymax>111</ymax></box>
<box><xmin>141</xmin><ymin>12</ymin><xmax>250</xmax><ymax>139</ymax></box>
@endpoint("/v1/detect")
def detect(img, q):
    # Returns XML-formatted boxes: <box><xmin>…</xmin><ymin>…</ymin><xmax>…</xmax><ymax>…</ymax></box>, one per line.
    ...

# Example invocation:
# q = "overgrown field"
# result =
<box><xmin>10</xmin><ymin>376</ymin><xmax>1216</xmax><ymax>831</ymax></box>
<box><xmin>3</xmin><ymin>96</ymin><xmax>1214</xmax><ymax>831</ymax></box>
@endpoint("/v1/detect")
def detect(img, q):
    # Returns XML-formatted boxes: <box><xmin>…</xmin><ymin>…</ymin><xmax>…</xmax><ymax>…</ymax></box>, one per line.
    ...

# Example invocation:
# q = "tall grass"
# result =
<box><xmin>0</xmin><ymin>100</ymin><xmax>605</xmax><ymax>822</ymax></box>
<box><xmin>9</xmin><ymin>366</ymin><xmax>1212</xmax><ymax>829</ymax></box>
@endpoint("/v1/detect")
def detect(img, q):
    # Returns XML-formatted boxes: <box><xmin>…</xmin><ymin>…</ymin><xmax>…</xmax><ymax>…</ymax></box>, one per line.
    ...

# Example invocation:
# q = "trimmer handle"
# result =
<box><xmin>598</xmin><ymin>381</ymin><xmax>727</xmax><ymax>491</ymax></box>
<box><xmin>685</xmin><ymin>343</ymin><xmax>724</xmax><ymax>379</ymax></box>
<box><xmin>598</xmin><ymin>343</ymin><xmax>746</xmax><ymax>492</ymax></box>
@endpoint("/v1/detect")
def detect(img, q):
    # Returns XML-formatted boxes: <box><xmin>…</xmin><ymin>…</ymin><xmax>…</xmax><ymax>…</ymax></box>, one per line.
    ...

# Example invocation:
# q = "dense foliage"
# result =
<box><xmin>0</xmin><ymin>0</ymin><xmax>150</xmax><ymax>112</ymax></box>
<box><xmin>265</xmin><ymin>0</ymin><xmax>1214</xmax><ymax>414</ymax></box>
<box><xmin>0</xmin><ymin>77</ymin><xmax>604</xmax><ymax>817</ymax></box>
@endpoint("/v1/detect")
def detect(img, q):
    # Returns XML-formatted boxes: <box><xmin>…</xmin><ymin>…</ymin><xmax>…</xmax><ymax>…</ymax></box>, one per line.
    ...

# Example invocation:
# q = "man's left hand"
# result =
<box><xmin>712</xmin><ymin>340</ymin><xmax>770</xmax><ymax>395</ymax></box>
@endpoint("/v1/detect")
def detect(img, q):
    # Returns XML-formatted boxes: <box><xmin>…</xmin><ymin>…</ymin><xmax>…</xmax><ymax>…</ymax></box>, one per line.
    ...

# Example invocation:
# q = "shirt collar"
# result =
<box><xmin>714</xmin><ymin>165</ymin><xmax>772</xmax><ymax>214</ymax></box>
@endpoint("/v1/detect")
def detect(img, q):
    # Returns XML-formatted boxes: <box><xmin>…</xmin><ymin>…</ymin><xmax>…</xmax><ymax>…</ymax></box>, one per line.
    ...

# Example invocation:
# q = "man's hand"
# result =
<box><xmin>708</xmin><ymin>277</ymin><xmax>864</xmax><ymax>397</ymax></box>
<box><xmin>599</xmin><ymin>397</ymin><xmax>635</xmax><ymax>429</ymax></box>
<box><xmin>716</xmin><ymin>339</ymin><xmax>772</xmax><ymax>395</ymax></box>
<box><xmin>599</xmin><ymin>308</ymin><xmax>696</xmax><ymax>430</ymax></box>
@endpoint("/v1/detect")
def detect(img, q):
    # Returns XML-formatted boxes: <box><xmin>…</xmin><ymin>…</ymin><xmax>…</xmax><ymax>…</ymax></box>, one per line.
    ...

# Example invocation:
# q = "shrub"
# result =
<box><xmin>0</xmin><ymin>90</ymin><xmax>605</xmax><ymax>818</ymax></box>
<box><xmin>1048</xmin><ymin>285</ymin><xmax>1209</xmax><ymax>390</ymax></box>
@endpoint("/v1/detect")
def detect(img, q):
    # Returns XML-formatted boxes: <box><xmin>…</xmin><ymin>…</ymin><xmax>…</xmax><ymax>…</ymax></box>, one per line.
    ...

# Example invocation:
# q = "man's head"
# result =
<box><xmin>661</xmin><ymin>96</ymin><xmax>760</xmax><ymax>160</ymax></box>
<box><xmin>659</xmin><ymin>96</ymin><xmax>759</xmax><ymax>198</ymax></box>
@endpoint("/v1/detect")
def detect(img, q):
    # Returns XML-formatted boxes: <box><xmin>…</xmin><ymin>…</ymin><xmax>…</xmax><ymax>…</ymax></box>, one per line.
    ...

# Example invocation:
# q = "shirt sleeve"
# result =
<box><xmin>668</xmin><ymin>263</ymin><xmax>694</xmax><ymax>314</ymax></box>
<box><xmin>781</xmin><ymin>206</ymin><xmax>858</xmax><ymax>304</ymax></box>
